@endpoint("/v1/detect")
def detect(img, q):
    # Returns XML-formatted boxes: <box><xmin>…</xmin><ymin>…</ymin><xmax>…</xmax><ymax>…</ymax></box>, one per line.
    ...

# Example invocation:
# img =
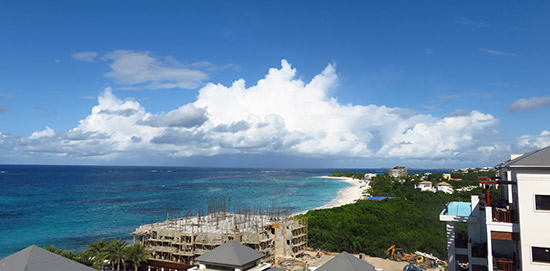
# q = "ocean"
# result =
<box><xmin>0</xmin><ymin>165</ymin><xmax>387</xmax><ymax>258</ymax></box>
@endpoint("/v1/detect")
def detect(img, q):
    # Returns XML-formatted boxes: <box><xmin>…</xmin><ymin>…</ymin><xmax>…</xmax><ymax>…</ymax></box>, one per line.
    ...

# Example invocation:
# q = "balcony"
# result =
<box><xmin>491</xmin><ymin>208</ymin><xmax>517</xmax><ymax>223</ymax></box>
<box><xmin>493</xmin><ymin>257</ymin><xmax>516</xmax><ymax>271</ymax></box>
<box><xmin>485</xmin><ymin>207</ymin><xmax>520</xmax><ymax>233</ymax></box>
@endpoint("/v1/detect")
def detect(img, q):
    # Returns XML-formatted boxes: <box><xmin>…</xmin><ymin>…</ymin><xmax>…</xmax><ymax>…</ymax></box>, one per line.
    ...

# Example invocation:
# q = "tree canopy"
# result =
<box><xmin>301</xmin><ymin>171</ymin><xmax>489</xmax><ymax>259</ymax></box>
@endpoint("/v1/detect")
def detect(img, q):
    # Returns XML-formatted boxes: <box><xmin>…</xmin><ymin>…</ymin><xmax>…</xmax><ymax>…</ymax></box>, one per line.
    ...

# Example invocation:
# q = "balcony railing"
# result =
<box><xmin>492</xmin><ymin>208</ymin><xmax>518</xmax><ymax>223</ymax></box>
<box><xmin>493</xmin><ymin>257</ymin><xmax>515</xmax><ymax>271</ymax></box>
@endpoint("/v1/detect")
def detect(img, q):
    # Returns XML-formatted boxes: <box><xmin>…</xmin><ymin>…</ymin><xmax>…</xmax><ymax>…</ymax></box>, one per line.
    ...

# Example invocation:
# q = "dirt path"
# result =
<box><xmin>302</xmin><ymin>251</ymin><xmax>439</xmax><ymax>271</ymax></box>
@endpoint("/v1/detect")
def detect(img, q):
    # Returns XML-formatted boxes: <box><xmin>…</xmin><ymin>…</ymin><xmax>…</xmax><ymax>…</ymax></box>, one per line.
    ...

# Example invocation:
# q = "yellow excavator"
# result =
<box><xmin>385</xmin><ymin>245</ymin><xmax>424</xmax><ymax>263</ymax></box>
<box><xmin>385</xmin><ymin>245</ymin><xmax>406</xmax><ymax>261</ymax></box>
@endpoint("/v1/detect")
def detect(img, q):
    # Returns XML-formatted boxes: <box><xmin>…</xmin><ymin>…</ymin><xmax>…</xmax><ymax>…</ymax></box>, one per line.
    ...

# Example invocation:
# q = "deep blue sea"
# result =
<box><xmin>0</xmin><ymin>165</ymin><xmax>391</xmax><ymax>258</ymax></box>
<box><xmin>0</xmin><ymin>165</ymin><xmax>446</xmax><ymax>258</ymax></box>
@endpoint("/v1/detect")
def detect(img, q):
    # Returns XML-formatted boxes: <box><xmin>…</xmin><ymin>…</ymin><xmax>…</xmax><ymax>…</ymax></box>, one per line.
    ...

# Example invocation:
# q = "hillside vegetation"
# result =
<box><xmin>300</xmin><ymin>170</ymin><xmax>494</xmax><ymax>258</ymax></box>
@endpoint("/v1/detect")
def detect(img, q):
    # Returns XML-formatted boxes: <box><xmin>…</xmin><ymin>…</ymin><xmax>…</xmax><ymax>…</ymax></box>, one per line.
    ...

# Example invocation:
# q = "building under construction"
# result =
<box><xmin>130</xmin><ymin>205</ymin><xmax>307</xmax><ymax>268</ymax></box>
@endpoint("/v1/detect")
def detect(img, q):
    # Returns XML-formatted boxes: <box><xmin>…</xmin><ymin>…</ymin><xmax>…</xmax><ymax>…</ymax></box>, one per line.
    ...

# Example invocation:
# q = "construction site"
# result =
<box><xmin>130</xmin><ymin>199</ymin><xmax>307</xmax><ymax>269</ymax></box>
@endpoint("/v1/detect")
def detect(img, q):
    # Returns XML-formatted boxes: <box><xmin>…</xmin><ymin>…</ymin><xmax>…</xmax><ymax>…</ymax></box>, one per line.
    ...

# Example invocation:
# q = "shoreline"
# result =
<box><xmin>295</xmin><ymin>176</ymin><xmax>366</xmax><ymax>215</ymax></box>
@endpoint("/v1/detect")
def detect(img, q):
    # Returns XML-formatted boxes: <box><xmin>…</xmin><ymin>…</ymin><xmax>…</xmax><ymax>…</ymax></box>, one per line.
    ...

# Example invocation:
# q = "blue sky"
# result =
<box><xmin>1</xmin><ymin>1</ymin><xmax>549</xmax><ymax>168</ymax></box>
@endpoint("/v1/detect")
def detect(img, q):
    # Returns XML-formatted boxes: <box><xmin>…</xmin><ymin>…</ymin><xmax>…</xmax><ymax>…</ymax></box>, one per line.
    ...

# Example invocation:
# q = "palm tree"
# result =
<box><xmin>78</xmin><ymin>249</ymin><xmax>104</xmax><ymax>269</ymax></box>
<box><xmin>105</xmin><ymin>238</ymin><xmax>129</xmax><ymax>271</ymax></box>
<box><xmin>60</xmin><ymin>250</ymin><xmax>79</xmax><ymax>261</ymax></box>
<box><xmin>88</xmin><ymin>239</ymin><xmax>108</xmax><ymax>268</ymax></box>
<box><xmin>44</xmin><ymin>245</ymin><xmax>65</xmax><ymax>255</ymax></box>
<box><xmin>124</xmin><ymin>243</ymin><xmax>151</xmax><ymax>271</ymax></box>
<box><xmin>88</xmin><ymin>239</ymin><xmax>108</xmax><ymax>255</ymax></box>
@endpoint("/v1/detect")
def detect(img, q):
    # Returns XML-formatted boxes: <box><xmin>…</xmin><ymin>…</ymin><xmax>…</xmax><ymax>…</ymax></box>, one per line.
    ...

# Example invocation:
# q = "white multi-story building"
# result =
<box><xmin>440</xmin><ymin>146</ymin><xmax>550</xmax><ymax>271</ymax></box>
<box><xmin>389</xmin><ymin>166</ymin><xmax>407</xmax><ymax>178</ymax></box>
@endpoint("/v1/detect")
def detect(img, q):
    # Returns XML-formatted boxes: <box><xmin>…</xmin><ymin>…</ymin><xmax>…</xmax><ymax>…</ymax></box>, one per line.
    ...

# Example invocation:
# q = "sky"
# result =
<box><xmin>1</xmin><ymin>1</ymin><xmax>549</xmax><ymax>168</ymax></box>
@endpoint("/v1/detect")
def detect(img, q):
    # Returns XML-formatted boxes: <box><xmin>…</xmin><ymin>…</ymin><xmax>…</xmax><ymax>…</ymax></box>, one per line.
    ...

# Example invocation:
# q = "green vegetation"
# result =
<box><xmin>46</xmin><ymin>239</ymin><xmax>151</xmax><ymax>270</ymax></box>
<box><xmin>330</xmin><ymin>172</ymin><xmax>365</xmax><ymax>180</ymax></box>
<box><xmin>302</xmin><ymin>170</ymin><xmax>494</xmax><ymax>259</ymax></box>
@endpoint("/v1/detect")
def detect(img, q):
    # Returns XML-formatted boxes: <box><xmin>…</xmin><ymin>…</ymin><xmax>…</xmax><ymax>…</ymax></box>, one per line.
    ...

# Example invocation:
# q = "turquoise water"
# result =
<box><xmin>0</xmin><ymin>165</ymin><xmax>366</xmax><ymax>257</ymax></box>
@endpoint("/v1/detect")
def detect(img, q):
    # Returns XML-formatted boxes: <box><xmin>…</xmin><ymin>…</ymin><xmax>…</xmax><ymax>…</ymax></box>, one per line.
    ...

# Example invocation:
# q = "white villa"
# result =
<box><xmin>415</xmin><ymin>181</ymin><xmax>454</xmax><ymax>194</ymax></box>
<box><xmin>416</xmin><ymin>181</ymin><xmax>435</xmax><ymax>192</ymax></box>
<box><xmin>436</xmin><ymin>182</ymin><xmax>454</xmax><ymax>194</ymax></box>
<box><xmin>440</xmin><ymin>146</ymin><xmax>550</xmax><ymax>271</ymax></box>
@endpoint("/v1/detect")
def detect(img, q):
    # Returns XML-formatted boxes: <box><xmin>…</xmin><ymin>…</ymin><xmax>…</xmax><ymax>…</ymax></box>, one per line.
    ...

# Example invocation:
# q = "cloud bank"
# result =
<box><xmin>0</xmin><ymin>60</ymin><xmax>503</xmax><ymax>166</ymax></box>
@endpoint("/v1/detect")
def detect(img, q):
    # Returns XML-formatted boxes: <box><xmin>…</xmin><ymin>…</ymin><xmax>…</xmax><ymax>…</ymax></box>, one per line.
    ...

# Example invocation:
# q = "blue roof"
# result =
<box><xmin>447</xmin><ymin>202</ymin><xmax>472</xmax><ymax>216</ymax></box>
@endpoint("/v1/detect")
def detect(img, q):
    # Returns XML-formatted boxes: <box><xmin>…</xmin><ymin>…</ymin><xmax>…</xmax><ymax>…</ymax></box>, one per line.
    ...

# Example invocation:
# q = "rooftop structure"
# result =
<box><xmin>440</xmin><ymin>145</ymin><xmax>550</xmax><ymax>271</ymax></box>
<box><xmin>497</xmin><ymin>146</ymin><xmax>550</xmax><ymax>168</ymax></box>
<box><xmin>190</xmin><ymin>240</ymin><xmax>269</xmax><ymax>271</ymax></box>
<box><xmin>0</xmin><ymin>245</ymin><xmax>97</xmax><ymax>271</ymax></box>
<box><xmin>314</xmin><ymin>251</ymin><xmax>375</xmax><ymax>271</ymax></box>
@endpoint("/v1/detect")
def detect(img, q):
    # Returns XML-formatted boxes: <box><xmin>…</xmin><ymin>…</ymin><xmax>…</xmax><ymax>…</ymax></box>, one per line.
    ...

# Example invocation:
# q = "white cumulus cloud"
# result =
<box><xmin>30</xmin><ymin>126</ymin><xmax>55</xmax><ymax>139</ymax></box>
<box><xmin>518</xmin><ymin>130</ymin><xmax>550</xmax><ymax>149</ymax></box>
<box><xmin>0</xmin><ymin>60</ymin><xmax>503</xmax><ymax>165</ymax></box>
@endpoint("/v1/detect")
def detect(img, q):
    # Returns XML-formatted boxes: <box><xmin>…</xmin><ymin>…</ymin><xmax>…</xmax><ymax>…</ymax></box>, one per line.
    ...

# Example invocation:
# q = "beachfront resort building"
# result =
<box><xmin>131</xmin><ymin>212</ymin><xmax>307</xmax><ymax>270</ymax></box>
<box><xmin>389</xmin><ymin>166</ymin><xmax>407</xmax><ymax>178</ymax></box>
<box><xmin>440</xmin><ymin>145</ymin><xmax>550</xmax><ymax>271</ymax></box>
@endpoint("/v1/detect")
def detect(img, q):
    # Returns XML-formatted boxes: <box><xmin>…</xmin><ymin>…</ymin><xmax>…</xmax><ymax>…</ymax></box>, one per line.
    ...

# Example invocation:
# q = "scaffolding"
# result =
<box><xmin>130</xmin><ymin>201</ymin><xmax>307</xmax><ymax>266</ymax></box>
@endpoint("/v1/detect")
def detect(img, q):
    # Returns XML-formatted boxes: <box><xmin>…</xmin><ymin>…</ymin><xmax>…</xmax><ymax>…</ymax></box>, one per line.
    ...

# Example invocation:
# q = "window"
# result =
<box><xmin>535</xmin><ymin>195</ymin><xmax>550</xmax><ymax>210</ymax></box>
<box><xmin>533</xmin><ymin>247</ymin><xmax>550</xmax><ymax>263</ymax></box>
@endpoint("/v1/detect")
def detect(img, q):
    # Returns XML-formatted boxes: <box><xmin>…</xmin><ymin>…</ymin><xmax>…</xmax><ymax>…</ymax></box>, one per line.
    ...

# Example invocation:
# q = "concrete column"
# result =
<box><xmin>446</xmin><ymin>221</ymin><xmax>456</xmax><ymax>271</ymax></box>
<box><xmin>485</xmin><ymin>208</ymin><xmax>493</xmax><ymax>271</ymax></box>
<box><xmin>467</xmin><ymin>242</ymin><xmax>473</xmax><ymax>271</ymax></box>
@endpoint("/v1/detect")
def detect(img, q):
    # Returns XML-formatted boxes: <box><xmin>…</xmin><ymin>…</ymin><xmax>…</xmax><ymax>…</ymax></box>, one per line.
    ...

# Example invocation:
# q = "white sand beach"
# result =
<box><xmin>294</xmin><ymin>176</ymin><xmax>367</xmax><ymax>215</ymax></box>
<box><xmin>316</xmin><ymin>176</ymin><xmax>366</xmax><ymax>209</ymax></box>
